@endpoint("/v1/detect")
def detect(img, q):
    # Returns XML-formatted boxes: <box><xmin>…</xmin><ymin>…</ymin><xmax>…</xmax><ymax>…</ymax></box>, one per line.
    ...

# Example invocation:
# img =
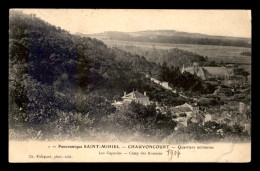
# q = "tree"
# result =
<box><xmin>234</xmin><ymin>67</ymin><xmax>249</xmax><ymax>78</ymax></box>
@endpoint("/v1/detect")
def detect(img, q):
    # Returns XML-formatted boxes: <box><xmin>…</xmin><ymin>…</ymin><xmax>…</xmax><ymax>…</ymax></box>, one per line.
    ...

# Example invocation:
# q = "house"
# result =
<box><xmin>122</xmin><ymin>90</ymin><xmax>150</xmax><ymax>105</ymax></box>
<box><xmin>177</xmin><ymin>107</ymin><xmax>192</xmax><ymax>117</ymax></box>
<box><xmin>204</xmin><ymin>113</ymin><xmax>212</xmax><ymax>122</ymax></box>
<box><xmin>191</xmin><ymin>104</ymin><xmax>200</xmax><ymax>115</ymax></box>
<box><xmin>177</xmin><ymin>103</ymin><xmax>193</xmax><ymax>110</ymax></box>
<box><xmin>169</xmin><ymin>107</ymin><xmax>182</xmax><ymax>117</ymax></box>
<box><xmin>170</xmin><ymin>103</ymin><xmax>194</xmax><ymax>118</ymax></box>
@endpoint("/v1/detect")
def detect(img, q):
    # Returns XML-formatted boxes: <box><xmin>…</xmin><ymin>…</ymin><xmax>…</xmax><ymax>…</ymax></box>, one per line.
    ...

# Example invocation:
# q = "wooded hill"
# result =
<box><xmin>86</xmin><ymin>30</ymin><xmax>251</xmax><ymax>48</ymax></box>
<box><xmin>9</xmin><ymin>11</ymin><xmax>160</xmax><ymax>99</ymax></box>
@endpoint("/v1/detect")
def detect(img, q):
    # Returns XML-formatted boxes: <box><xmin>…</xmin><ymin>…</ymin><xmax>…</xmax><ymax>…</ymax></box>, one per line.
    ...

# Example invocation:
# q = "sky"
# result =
<box><xmin>13</xmin><ymin>9</ymin><xmax>251</xmax><ymax>38</ymax></box>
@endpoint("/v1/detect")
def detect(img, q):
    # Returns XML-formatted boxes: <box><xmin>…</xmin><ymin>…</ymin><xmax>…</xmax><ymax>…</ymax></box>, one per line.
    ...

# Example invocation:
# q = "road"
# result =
<box><xmin>149</xmin><ymin>77</ymin><xmax>198</xmax><ymax>102</ymax></box>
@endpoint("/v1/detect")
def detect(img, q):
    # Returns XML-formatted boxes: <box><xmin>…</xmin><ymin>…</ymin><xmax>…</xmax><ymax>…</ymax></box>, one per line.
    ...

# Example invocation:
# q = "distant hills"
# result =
<box><xmin>83</xmin><ymin>30</ymin><xmax>251</xmax><ymax>48</ymax></box>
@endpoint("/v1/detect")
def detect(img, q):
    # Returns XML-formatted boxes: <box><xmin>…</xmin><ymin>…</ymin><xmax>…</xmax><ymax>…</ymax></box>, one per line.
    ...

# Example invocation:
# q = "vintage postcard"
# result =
<box><xmin>8</xmin><ymin>9</ymin><xmax>251</xmax><ymax>162</ymax></box>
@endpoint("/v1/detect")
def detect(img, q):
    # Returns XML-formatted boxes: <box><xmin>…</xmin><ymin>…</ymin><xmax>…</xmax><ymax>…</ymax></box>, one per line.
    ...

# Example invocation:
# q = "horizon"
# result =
<box><xmin>12</xmin><ymin>9</ymin><xmax>251</xmax><ymax>39</ymax></box>
<box><xmin>86</xmin><ymin>29</ymin><xmax>251</xmax><ymax>39</ymax></box>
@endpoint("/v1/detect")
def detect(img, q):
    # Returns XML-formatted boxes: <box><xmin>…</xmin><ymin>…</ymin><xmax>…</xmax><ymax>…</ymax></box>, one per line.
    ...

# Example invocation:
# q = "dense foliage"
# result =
<box><xmin>8</xmin><ymin>11</ymin><xmax>186</xmax><ymax>140</ymax></box>
<box><xmin>234</xmin><ymin>67</ymin><xmax>249</xmax><ymax>77</ymax></box>
<box><xmin>99</xmin><ymin>102</ymin><xmax>177</xmax><ymax>142</ymax></box>
<box><xmin>158</xmin><ymin>61</ymin><xmax>216</xmax><ymax>94</ymax></box>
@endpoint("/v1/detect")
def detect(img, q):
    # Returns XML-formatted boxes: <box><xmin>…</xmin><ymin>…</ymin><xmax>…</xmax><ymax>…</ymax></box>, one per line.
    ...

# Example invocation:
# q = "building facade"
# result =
<box><xmin>122</xmin><ymin>90</ymin><xmax>150</xmax><ymax>105</ymax></box>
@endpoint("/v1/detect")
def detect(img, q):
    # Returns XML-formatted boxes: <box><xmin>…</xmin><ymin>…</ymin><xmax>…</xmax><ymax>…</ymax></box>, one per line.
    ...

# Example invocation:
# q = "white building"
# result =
<box><xmin>205</xmin><ymin>113</ymin><xmax>212</xmax><ymax>122</ymax></box>
<box><xmin>122</xmin><ymin>90</ymin><xmax>150</xmax><ymax>105</ymax></box>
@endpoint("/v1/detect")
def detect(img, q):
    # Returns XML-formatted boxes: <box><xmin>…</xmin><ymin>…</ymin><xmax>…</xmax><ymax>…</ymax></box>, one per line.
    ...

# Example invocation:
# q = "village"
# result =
<box><xmin>112</xmin><ymin>62</ymin><xmax>251</xmax><ymax>135</ymax></box>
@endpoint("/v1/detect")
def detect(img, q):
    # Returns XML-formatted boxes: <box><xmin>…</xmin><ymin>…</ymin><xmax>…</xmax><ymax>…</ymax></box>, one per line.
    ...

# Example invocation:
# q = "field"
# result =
<box><xmin>101</xmin><ymin>40</ymin><xmax>251</xmax><ymax>64</ymax></box>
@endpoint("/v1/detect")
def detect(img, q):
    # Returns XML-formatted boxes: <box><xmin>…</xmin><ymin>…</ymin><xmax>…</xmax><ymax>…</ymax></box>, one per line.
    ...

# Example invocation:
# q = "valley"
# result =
<box><xmin>100</xmin><ymin>39</ymin><xmax>251</xmax><ymax>64</ymax></box>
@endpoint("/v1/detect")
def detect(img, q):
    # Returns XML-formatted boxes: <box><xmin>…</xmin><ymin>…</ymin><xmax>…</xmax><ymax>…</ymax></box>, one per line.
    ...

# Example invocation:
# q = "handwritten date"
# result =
<box><xmin>166</xmin><ymin>149</ymin><xmax>181</xmax><ymax>160</ymax></box>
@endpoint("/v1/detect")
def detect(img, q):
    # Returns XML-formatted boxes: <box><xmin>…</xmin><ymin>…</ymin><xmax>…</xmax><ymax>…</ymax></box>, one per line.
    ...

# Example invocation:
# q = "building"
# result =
<box><xmin>122</xmin><ymin>90</ymin><xmax>150</xmax><ymax>105</ymax></box>
<box><xmin>241</xmin><ymin>121</ymin><xmax>251</xmax><ymax>134</ymax></box>
<box><xmin>172</xmin><ymin>103</ymin><xmax>196</xmax><ymax>117</ymax></box>
<box><xmin>176</xmin><ymin>103</ymin><xmax>193</xmax><ymax>110</ymax></box>
<box><xmin>170</xmin><ymin>107</ymin><xmax>192</xmax><ymax>118</ymax></box>
<box><xmin>182</xmin><ymin>63</ymin><xmax>233</xmax><ymax>81</ymax></box>
<box><xmin>169</xmin><ymin>103</ymin><xmax>199</xmax><ymax>121</ymax></box>
<box><xmin>204</xmin><ymin>113</ymin><xmax>212</xmax><ymax>122</ymax></box>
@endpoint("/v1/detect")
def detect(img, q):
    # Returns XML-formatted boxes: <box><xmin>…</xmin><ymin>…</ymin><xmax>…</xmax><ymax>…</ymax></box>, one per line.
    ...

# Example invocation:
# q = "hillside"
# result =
<box><xmin>9</xmin><ymin>11</ymin><xmax>161</xmax><ymax>99</ymax></box>
<box><xmin>109</xmin><ymin>45</ymin><xmax>208</xmax><ymax>68</ymax></box>
<box><xmin>86</xmin><ymin>30</ymin><xmax>251</xmax><ymax>48</ymax></box>
<box><xmin>10</xmin><ymin>11</ymin><xmax>197</xmax><ymax>140</ymax></box>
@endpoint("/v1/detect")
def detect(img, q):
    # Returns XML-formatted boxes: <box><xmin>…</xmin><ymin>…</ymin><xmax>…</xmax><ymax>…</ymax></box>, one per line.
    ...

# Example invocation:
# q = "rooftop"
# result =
<box><xmin>183</xmin><ymin>66</ymin><xmax>229</xmax><ymax>80</ymax></box>
<box><xmin>202</xmin><ymin>67</ymin><xmax>228</xmax><ymax>76</ymax></box>
<box><xmin>122</xmin><ymin>91</ymin><xmax>148</xmax><ymax>99</ymax></box>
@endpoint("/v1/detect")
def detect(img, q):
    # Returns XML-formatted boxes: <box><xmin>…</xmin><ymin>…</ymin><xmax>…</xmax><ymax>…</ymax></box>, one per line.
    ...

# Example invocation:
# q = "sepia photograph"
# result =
<box><xmin>8</xmin><ymin>9</ymin><xmax>251</xmax><ymax>162</ymax></box>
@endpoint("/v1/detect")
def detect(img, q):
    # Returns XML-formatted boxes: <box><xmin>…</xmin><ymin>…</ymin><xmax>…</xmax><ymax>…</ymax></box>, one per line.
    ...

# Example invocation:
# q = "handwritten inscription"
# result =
<box><xmin>166</xmin><ymin>149</ymin><xmax>181</xmax><ymax>160</ymax></box>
